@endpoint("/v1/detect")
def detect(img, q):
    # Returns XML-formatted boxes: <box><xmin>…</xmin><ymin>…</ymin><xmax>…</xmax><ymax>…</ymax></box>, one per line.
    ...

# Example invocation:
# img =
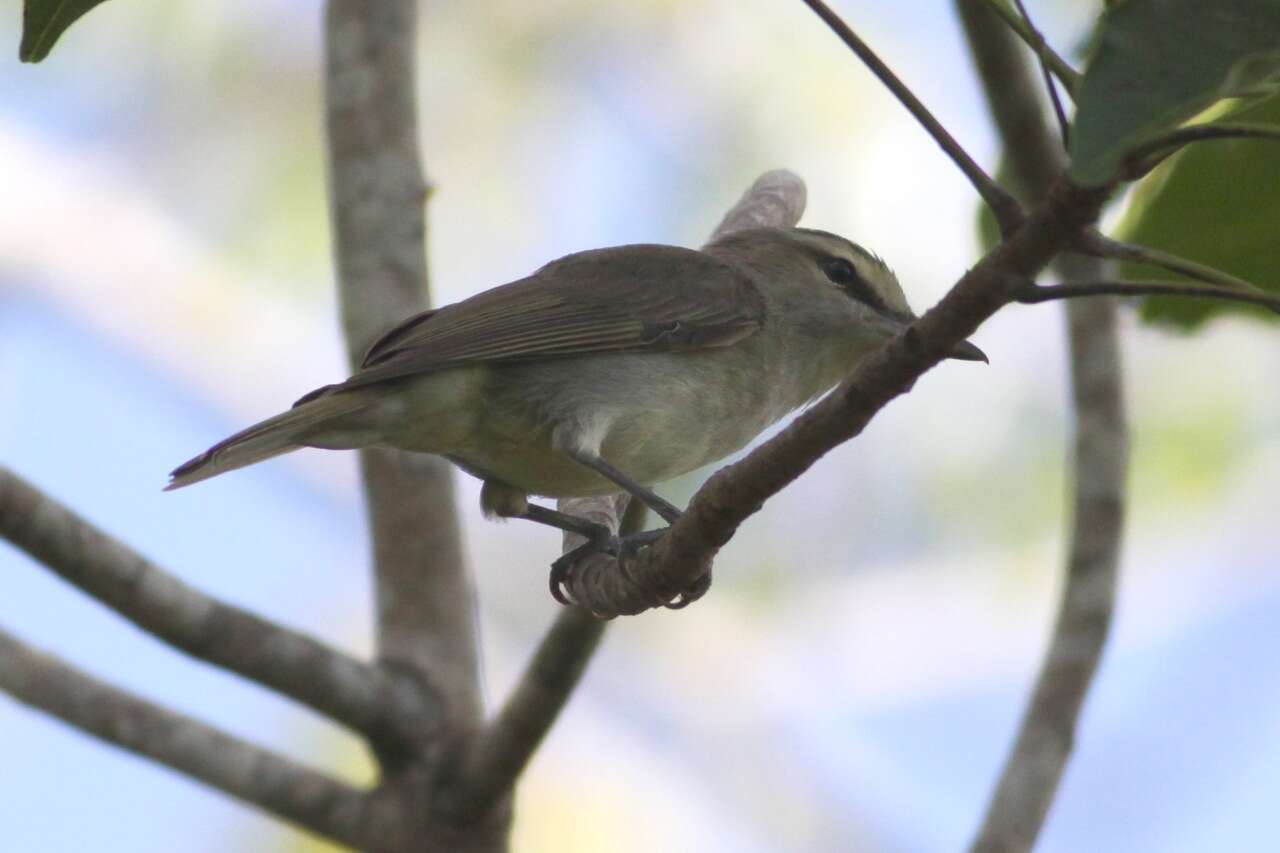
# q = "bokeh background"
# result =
<box><xmin>3</xmin><ymin>1</ymin><xmax>1278</xmax><ymax>850</ymax></box>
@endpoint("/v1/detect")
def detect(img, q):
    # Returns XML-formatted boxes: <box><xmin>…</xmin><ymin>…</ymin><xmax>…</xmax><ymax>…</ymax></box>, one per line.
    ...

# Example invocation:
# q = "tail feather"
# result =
<box><xmin>166</xmin><ymin>390</ymin><xmax>371</xmax><ymax>490</ymax></box>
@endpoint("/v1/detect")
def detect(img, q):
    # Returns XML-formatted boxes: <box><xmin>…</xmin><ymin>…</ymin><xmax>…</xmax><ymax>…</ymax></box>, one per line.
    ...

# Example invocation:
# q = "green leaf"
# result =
<box><xmin>1069</xmin><ymin>0</ymin><xmax>1280</xmax><ymax>186</ymax></box>
<box><xmin>20</xmin><ymin>0</ymin><xmax>112</xmax><ymax>63</ymax></box>
<box><xmin>1114</xmin><ymin>94</ymin><xmax>1280</xmax><ymax>329</ymax></box>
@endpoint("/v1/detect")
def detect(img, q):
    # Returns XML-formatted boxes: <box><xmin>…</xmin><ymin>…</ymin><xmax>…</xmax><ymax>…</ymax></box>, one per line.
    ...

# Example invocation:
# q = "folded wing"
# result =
<box><xmin>331</xmin><ymin>244</ymin><xmax>766</xmax><ymax>393</ymax></box>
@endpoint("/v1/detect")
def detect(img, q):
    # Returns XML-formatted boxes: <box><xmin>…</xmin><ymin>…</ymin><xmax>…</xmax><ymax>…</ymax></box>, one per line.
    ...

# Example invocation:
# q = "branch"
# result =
<box><xmin>979</xmin><ymin>0</ymin><xmax>1081</xmax><ymax>95</ymax></box>
<box><xmin>974</xmin><ymin>265</ymin><xmax>1128</xmax><ymax>853</ymax></box>
<box><xmin>0</xmin><ymin>467</ymin><xmax>433</xmax><ymax>748</ymax></box>
<box><xmin>798</xmin><ymin>0</ymin><xmax>1025</xmax><ymax>236</ymax></box>
<box><xmin>562</xmin><ymin>175</ymin><xmax>1111</xmax><ymax>616</ymax></box>
<box><xmin>1009</xmin><ymin>0</ymin><xmax>1070</xmax><ymax>146</ymax></box>
<box><xmin>958</xmin><ymin>3</ymin><xmax>1127</xmax><ymax>851</ymax></box>
<box><xmin>324</xmin><ymin>0</ymin><xmax>482</xmax><ymax>724</ymax></box>
<box><xmin>452</xmin><ymin>609</ymin><xmax>604</xmax><ymax>814</ymax></box>
<box><xmin>1078</xmin><ymin>231</ymin><xmax>1270</xmax><ymax>295</ymax></box>
<box><xmin>1016</xmin><ymin>280</ymin><xmax>1280</xmax><ymax>314</ymax></box>
<box><xmin>1121</xmin><ymin>122</ymin><xmax>1280</xmax><ymax>179</ymax></box>
<box><xmin>452</xmin><ymin>494</ymin><xmax>640</xmax><ymax>816</ymax></box>
<box><xmin>0</xmin><ymin>626</ymin><xmax>378</xmax><ymax>850</ymax></box>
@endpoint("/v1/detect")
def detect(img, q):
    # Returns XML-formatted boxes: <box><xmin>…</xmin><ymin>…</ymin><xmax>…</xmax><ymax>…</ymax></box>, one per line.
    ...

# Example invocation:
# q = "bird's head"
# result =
<box><xmin>708</xmin><ymin>226</ymin><xmax>987</xmax><ymax>363</ymax></box>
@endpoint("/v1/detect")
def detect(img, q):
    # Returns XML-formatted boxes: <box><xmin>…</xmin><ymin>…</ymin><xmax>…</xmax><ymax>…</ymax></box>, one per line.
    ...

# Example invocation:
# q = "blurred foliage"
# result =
<box><xmin>19</xmin><ymin>0</ymin><xmax>110</xmax><ymax>62</ymax></box>
<box><xmin>975</xmin><ymin>154</ymin><xmax>1012</xmax><ymax>255</ymax></box>
<box><xmin>1131</xmin><ymin>402</ymin><xmax>1250</xmax><ymax>505</ymax></box>
<box><xmin>1116</xmin><ymin>94</ymin><xmax>1280</xmax><ymax>329</ymax></box>
<box><xmin>1069</xmin><ymin>0</ymin><xmax>1280</xmax><ymax>185</ymax></box>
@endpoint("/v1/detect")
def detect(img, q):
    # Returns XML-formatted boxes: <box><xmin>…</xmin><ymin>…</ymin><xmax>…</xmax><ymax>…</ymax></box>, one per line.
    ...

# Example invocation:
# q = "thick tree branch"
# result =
<box><xmin>0</xmin><ymin>626</ymin><xmax>379</xmax><ymax>850</ymax></box>
<box><xmin>957</xmin><ymin>3</ymin><xmax>1128</xmax><ymax>851</ymax></box>
<box><xmin>799</xmin><ymin>0</ymin><xmax>1025</xmax><ymax>235</ymax></box>
<box><xmin>0</xmin><ymin>467</ymin><xmax>433</xmax><ymax>748</ymax></box>
<box><xmin>324</xmin><ymin>0</ymin><xmax>481</xmax><ymax>726</ymax></box>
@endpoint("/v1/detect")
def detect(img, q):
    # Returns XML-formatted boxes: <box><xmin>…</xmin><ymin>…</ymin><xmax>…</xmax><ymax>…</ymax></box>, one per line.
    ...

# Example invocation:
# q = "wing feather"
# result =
<box><xmin>340</xmin><ymin>244</ymin><xmax>764</xmax><ymax>391</ymax></box>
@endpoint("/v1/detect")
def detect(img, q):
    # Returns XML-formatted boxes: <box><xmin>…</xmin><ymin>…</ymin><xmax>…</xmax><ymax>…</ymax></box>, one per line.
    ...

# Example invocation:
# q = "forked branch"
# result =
<box><xmin>0</xmin><ymin>467</ymin><xmax>434</xmax><ymax>748</ymax></box>
<box><xmin>0</xmin><ymin>627</ymin><xmax>376</xmax><ymax>849</ymax></box>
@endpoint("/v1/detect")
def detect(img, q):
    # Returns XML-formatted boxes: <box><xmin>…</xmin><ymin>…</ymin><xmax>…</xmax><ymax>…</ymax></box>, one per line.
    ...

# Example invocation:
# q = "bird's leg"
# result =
<box><xmin>481</xmin><ymin>480</ymin><xmax>613</xmax><ymax>543</ymax></box>
<box><xmin>484</xmin><ymin>472</ymin><xmax>706</xmax><ymax>611</ymax></box>
<box><xmin>521</xmin><ymin>504</ymin><xmax>615</xmax><ymax>542</ymax></box>
<box><xmin>561</xmin><ymin>448</ymin><xmax>683</xmax><ymax>524</ymax></box>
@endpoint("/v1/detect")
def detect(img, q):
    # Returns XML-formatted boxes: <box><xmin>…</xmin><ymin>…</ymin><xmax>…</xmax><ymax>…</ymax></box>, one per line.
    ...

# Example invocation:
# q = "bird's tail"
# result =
<box><xmin>165</xmin><ymin>388</ymin><xmax>371</xmax><ymax>490</ymax></box>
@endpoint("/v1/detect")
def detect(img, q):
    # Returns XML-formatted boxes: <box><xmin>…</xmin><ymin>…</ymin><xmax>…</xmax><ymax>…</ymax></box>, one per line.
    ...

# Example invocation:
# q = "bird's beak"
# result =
<box><xmin>877</xmin><ymin>311</ymin><xmax>988</xmax><ymax>363</ymax></box>
<box><xmin>948</xmin><ymin>339</ymin><xmax>989</xmax><ymax>363</ymax></box>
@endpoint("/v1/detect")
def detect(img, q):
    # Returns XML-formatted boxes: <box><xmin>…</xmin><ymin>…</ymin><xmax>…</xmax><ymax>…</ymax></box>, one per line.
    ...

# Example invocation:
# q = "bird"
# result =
<box><xmin>168</xmin><ymin>226</ymin><xmax>985</xmax><ymax>599</ymax></box>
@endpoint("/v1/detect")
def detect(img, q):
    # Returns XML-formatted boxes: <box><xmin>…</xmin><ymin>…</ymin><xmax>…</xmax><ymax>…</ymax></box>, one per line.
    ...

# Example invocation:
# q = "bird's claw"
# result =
<box><xmin>664</xmin><ymin>569</ymin><xmax>712</xmax><ymax>609</ymax></box>
<box><xmin>547</xmin><ymin>528</ymin><xmax>710</xmax><ymax>611</ymax></box>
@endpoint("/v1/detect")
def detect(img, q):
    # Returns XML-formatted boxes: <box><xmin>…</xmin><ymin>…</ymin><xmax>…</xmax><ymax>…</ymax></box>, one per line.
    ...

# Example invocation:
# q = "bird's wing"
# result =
<box><xmin>331</xmin><ymin>244</ymin><xmax>765</xmax><ymax>393</ymax></box>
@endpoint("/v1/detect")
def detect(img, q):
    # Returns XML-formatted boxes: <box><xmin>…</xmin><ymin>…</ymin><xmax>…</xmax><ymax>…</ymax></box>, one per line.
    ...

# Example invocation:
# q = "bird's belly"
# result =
<box><xmin>450</xmin><ymin>352</ymin><xmax>788</xmax><ymax>498</ymax></box>
<box><xmin>452</xmin><ymin>406</ymin><xmax>770</xmax><ymax>498</ymax></box>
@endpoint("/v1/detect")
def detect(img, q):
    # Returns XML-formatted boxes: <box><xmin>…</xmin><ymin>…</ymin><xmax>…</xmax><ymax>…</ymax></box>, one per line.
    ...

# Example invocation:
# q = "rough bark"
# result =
<box><xmin>324</xmin><ymin>0</ymin><xmax>481</xmax><ymax>731</ymax></box>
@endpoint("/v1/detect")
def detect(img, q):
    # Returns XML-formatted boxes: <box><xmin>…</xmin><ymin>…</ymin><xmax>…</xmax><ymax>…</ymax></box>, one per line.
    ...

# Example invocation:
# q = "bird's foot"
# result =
<box><xmin>548</xmin><ymin>528</ymin><xmax>711</xmax><ymax>612</ymax></box>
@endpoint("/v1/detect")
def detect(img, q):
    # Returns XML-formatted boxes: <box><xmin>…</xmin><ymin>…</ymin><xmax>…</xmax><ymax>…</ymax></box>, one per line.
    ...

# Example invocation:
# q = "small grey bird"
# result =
<box><xmin>169</xmin><ymin>227</ymin><xmax>984</xmax><ymax>578</ymax></box>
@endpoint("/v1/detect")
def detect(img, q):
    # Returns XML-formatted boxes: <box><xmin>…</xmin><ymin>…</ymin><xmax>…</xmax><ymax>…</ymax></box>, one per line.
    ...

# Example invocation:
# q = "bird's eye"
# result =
<box><xmin>822</xmin><ymin>258</ymin><xmax>859</xmax><ymax>287</ymax></box>
<box><xmin>822</xmin><ymin>255</ymin><xmax>886</xmax><ymax>310</ymax></box>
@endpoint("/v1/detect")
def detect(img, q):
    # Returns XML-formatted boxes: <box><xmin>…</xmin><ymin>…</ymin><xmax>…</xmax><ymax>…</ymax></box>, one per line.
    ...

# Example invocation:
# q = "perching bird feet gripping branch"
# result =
<box><xmin>550</xmin><ymin>530</ymin><xmax>714</xmax><ymax>618</ymax></box>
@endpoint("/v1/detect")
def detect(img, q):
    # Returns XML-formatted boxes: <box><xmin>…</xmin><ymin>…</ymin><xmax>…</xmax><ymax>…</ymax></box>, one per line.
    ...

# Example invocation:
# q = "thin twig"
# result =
<box><xmin>324</xmin><ymin>0</ymin><xmax>482</xmax><ymax>726</ymax></box>
<box><xmin>979</xmin><ymin>0</ymin><xmax>1081</xmax><ymax>95</ymax></box>
<box><xmin>798</xmin><ymin>0</ymin><xmax>1025</xmax><ymax>236</ymax></box>
<box><xmin>1077</xmin><ymin>231</ymin><xmax>1269</xmax><ymax>295</ymax></box>
<box><xmin>0</xmin><ymin>626</ymin><xmax>379</xmax><ymax>850</ymax></box>
<box><xmin>0</xmin><ymin>467</ymin><xmax>434</xmax><ymax>747</ymax></box>
<box><xmin>1016</xmin><ymin>280</ymin><xmax>1280</xmax><ymax>314</ymax></box>
<box><xmin>1010</xmin><ymin>0</ymin><xmax>1070</xmax><ymax>146</ymax></box>
<box><xmin>1121</xmin><ymin>122</ymin><xmax>1280</xmax><ymax>179</ymax></box>
<box><xmin>958</xmin><ymin>3</ymin><xmax>1127</xmax><ymax>850</ymax></box>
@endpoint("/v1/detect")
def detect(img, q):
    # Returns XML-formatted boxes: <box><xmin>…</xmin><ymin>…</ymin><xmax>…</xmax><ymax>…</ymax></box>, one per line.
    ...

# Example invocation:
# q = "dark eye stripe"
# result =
<box><xmin>821</xmin><ymin>256</ymin><xmax>888</xmax><ymax>313</ymax></box>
